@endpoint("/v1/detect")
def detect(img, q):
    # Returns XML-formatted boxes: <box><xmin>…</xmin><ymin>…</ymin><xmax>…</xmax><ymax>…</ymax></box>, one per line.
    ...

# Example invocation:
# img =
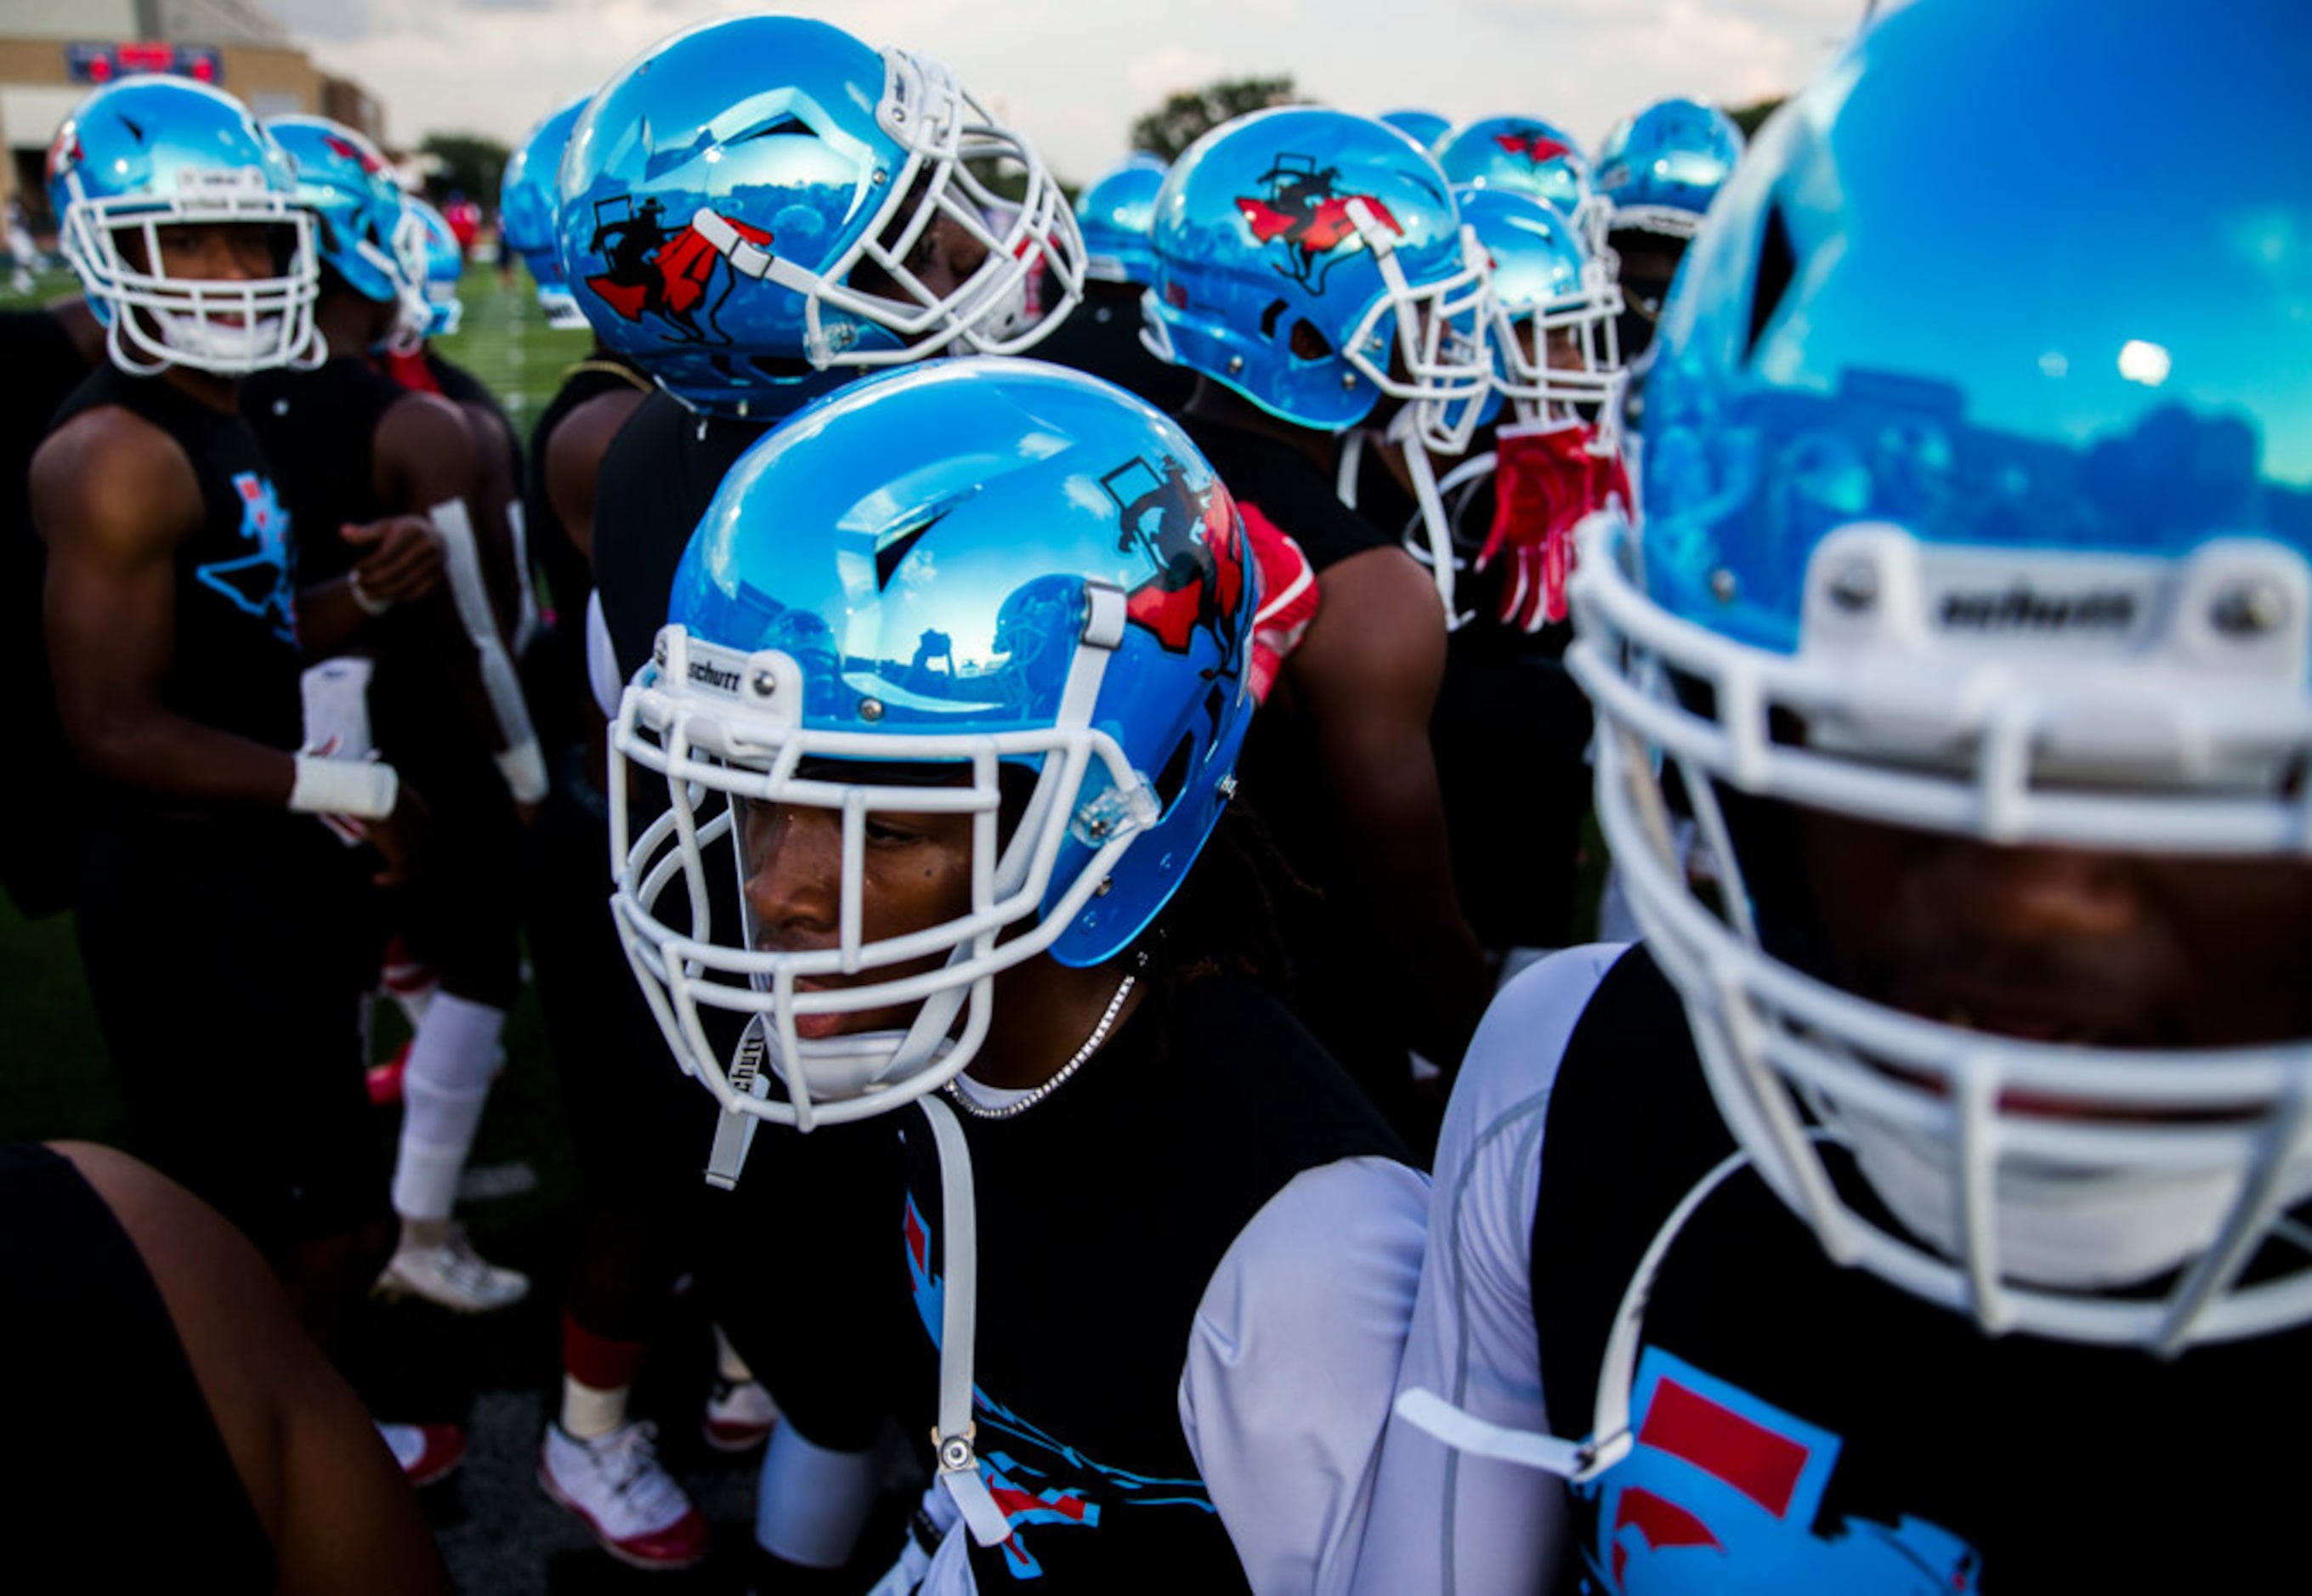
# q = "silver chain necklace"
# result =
<box><xmin>941</xmin><ymin>971</ymin><xmax>1137</xmax><ymax>1121</ymax></box>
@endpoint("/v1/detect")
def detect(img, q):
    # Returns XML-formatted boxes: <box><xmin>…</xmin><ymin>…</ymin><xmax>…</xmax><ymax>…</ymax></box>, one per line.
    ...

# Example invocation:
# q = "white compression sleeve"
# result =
<box><xmin>391</xmin><ymin>991</ymin><xmax>509</xmax><ymax>1222</ymax></box>
<box><xmin>430</xmin><ymin>498</ymin><xmax>547</xmax><ymax>803</ymax></box>
<box><xmin>754</xmin><ymin>1424</ymin><xmax>886</xmax><ymax>1570</ymax></box>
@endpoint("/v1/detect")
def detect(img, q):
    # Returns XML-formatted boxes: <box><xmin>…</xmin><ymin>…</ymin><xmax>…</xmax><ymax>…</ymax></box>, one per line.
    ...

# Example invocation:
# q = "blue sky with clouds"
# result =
<box><xmin>263</xmin><ymin>0</ymin><xmax>1867</xmax><ymax>183</ymax></box>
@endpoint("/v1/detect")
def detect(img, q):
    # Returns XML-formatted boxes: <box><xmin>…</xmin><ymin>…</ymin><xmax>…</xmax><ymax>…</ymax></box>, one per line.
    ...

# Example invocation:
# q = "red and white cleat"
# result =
<box><xmin>540</xmin><ymin>1421</ymin><xmax>709</xmax><ymax>1570</ymax></box>
<box><xmin>377</xmin><ymin>1419</ymin><xmax>466</xmax><ymax>1488</ymax></box>
<box><xmin>702</xmin><ymin>1375</ymin><xmax>779</xmax><ymax>1453</ymax></box>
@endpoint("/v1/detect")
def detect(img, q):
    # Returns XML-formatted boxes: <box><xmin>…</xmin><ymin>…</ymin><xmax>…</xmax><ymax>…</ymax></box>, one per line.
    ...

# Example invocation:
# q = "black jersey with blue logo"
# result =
<box><xmin>1533</xmin><ymin>948</ymin><xmax>2312</xmax><ymax>1593</ymax></box>
<box><xmin>51</xmin><ymin>364</ymin><xmax>301</xmax><ymax>761</ymax></box>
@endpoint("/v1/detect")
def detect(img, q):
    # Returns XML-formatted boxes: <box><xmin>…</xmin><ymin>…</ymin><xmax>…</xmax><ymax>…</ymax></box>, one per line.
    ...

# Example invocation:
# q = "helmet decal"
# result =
<box><xmin>1493</xmin><ymin>127</ymin><xmax>1575</xmax><ymax>165</ymax></box>
<box><xmin>581</xmin><ymin>195</ymin><xmax>773</xmax><ymax>343</ymax></box>
<box><xmin>1103</xmin><ymin>456</ymin><xmax>1248</xmax><ymax>676</ymax></box>
<box><xmin>1234</xmin><ymin>154</ymin><xmax>1403</xmax><ymax>295</ymax></box>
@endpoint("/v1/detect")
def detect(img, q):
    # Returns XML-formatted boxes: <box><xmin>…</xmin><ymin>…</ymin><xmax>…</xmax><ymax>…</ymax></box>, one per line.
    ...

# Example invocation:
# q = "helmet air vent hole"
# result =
<box><xmin>1289</xmin><ymin>319</ymin><xmax>1332</xmax><ymax>359</ymax></box>
<box><xmin>1744</xmin><ymin>202</ymin><xmax>1796</xmax><ymax>365</ymax></box>
<box><xmin>1260</xmin><ymin>297</ymin><xmax>1288</xmax><ymax>338</ymax></box>
<box><xmin>1153</xmin><ymin>733</ymin><xmax>1195</xmax><ymax>818</ymax></box>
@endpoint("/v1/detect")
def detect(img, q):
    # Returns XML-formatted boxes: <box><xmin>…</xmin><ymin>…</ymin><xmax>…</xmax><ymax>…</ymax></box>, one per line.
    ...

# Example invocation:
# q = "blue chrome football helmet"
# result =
<box><xmin>1568</xmin><ymin>0</ymin><xmax>2312</xmax><ymax>1353</ymax></box>
<box><xmin>1379</xmin><ymin>109</ymin><xmax>1452</xmax><ymax>152</ymax></box>
<box><xmin>610</xmin><ymin>359</ymin><xmax>1257</xmax><ymax>1128</ymax></box>
<box><xmin>1076</xmin><ymin>153</ymin><xmax>1168</xmax><ymax>286</ymax></box>
<box><xmin>1437</xmin><ymin>116</ymin><xmax>1595</xmax><ymax>232</ymax></box>
<box><xmin>1459</xmin><ymin>186</ymin><xmax>1622</xmax><ymax>433</ymax></box>
<box><xmin>47</xmin><ymin>75</ymin><xmax>320</xmax><ymax>376</ymax></box>
<box><xmin>1144</xmin><ymin>106</ymin><xmax>1492</xmax><ymax>451</ymax></box>
<box><xmin>405</xmin><ymin>194</ymin><xmax>464</xmax><ymax>337</ymax></box>
<box><xmin>500</xmin><ymin>94</ymin><xmax>590</xmax><ymax>331</ymax></box>
<box><xmin>1593</xmin><ymin>97</ymin><xmax>1742</xmax><ymax>240</ymax></box>
<box><xmin>267</xmin><ymin>116</ymin><xmax>429</xmax><ymax>354</ymax></box>
<box><xmin>558</xmin><ymin>15</ymin><xmax>1084</xmax><ymax>419</ymax></box>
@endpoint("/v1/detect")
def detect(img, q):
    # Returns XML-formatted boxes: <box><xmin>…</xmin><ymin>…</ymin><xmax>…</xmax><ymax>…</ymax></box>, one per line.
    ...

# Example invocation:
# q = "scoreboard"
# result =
<box><xmin>65</xmin><ymin>42</ymin><xmax>226</xmax><ymax>88</ymax></box>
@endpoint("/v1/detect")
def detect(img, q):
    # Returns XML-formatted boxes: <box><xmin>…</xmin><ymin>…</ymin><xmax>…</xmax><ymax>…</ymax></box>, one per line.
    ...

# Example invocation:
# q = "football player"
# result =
<box><xmin>31</xmin><ymin>76</ymin><xmax>451</xmax><ymax>1483</ymax></box>
<box><xmin>1030</xmin><ymin>153</ymin><xmax>1193</xmax><ymax>412</ymax></box>
<box><xmin>608</xmin><ymin>358</ymin><xmax>1411</xmax><ymax>1593</ymax></box>
<box><xmin>1351</xmin><ymin>1</ymin><xmax>2312</xmax><ymax>1588</ymax></box>
<box><xmin>1147</xmin><ymin>106</ymin><xmax>1494</xmax><ymax>1141</ymax></box>
<box><xmin>246</xmin><ymin>115</ymin><xmax>540</xmax><ymax>1319</ymax></box>
<box><xmin>1592</xmin><ymin>96</ymin><xmax>1742</xmax><ymax>371</ymax></box>
<box><xmin>547</xmin><ymin>17</ymin><xmax>1086</xmax><ymax>1570</ymax></box>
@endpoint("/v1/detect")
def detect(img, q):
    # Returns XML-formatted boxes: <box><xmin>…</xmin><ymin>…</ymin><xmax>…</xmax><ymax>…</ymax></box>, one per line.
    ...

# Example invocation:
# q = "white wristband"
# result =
<box><xmin>347</xmin><ymin>569</ymin><xmax>395</xmax><ymax>618</ymax></box>
<box><xmin>289</xmin><ymin>755</ymin><xmax>400</xmax><ymax>820</ymax></box>
<box><xmin>493</xmin><ymin>737</ymin><xmax>550</xmax><ymax>805</ymax></box>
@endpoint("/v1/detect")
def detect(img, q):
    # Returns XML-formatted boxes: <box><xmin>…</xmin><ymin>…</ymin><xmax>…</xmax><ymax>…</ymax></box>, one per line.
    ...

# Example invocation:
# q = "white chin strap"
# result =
<box><xmin>1396</xmin><ymin>1144</ymin><xmax>1759</xmax><ymax>1482</ymax></box>
<box><xmin>916</xmin><ymin>1093</ymin><xmax>1015</xmax><ymax>1546</ymax></box>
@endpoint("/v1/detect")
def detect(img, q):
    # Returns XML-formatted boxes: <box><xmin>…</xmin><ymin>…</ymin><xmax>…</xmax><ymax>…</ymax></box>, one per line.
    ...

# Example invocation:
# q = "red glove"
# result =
<box><xmin>1477</xmin><ymin>421</ymin><xmax>1631</xmax><ymax>632</ymax></box>
<box><xmin>1239</xmin><ymin>502</ymin><xmax>1319</xmax><ymax>704</ymax></box>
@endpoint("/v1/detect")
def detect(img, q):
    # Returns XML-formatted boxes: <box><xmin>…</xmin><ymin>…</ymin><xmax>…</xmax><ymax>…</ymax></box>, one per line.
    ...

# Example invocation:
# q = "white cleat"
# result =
<box><xmin>377</xmin><ymin>1228</ymin><xmax>530</xmax><ymax>1313</ymax></box>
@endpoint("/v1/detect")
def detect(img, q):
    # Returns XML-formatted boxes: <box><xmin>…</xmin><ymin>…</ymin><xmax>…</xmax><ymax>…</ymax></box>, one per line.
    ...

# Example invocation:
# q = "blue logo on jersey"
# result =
<box><xmin>904</xmin><ymin>1191</ymin><xmax>1215</xmax><ymax>1581</ymax></box>
<box><xmin>1574</xmin><ymin>1348</ymin><xmax>1982</xmax><ymax>1593</ymax></box>
<box><xmin>195</xmin><ymin>472</ymin><xmax>297</xmax><ymax>645</ymax></box>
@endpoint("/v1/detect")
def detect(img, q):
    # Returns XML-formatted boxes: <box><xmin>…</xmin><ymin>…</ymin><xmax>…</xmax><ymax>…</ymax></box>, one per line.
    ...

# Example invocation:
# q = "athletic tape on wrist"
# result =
<box><xmin>494</xmin><ymin>737</ymin><xmax>550</xmax><ymax>804</ymax></box>
<box><xmin>289</xmin><ymin>754</ymin><xmax>400</xmax><ymax>820</ymax></box>
<box><xmin>348</xmin><ymin>569</ymin><xmax>395</xmax><ymax>617</ymax></box>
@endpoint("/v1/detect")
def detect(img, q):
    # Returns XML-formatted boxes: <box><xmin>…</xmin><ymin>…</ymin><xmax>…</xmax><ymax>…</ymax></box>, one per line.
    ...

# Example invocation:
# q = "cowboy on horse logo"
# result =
<box><xmin>1234</xmin><ymin>154</ymin><xmax>1402</xmax><ymax>294</ymax></box>
<box><xmin>1102</xmin><ymin>453</ymin><xmax>1248</xmax><ymax>682</ymax></box>
<box><xmin>583</xmin><ymin>193</ymin><xmax>773</xmax><ymax>343</ymax></box>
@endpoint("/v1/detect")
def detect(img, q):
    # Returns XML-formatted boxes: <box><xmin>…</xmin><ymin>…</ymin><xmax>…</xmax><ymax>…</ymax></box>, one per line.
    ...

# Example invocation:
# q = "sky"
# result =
<box><xmin>263</xmin><ymin>0</ymin><xmax>1869</xmax><ymax>185</ymax></box>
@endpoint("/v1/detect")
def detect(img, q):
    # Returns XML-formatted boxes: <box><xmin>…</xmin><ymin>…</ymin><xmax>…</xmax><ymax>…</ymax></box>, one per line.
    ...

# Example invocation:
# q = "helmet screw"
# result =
<box><xmin>1708</xmin><ymin>568</ymin><xmax>1737</xmax><ymax>603</ymax></box>
<box><xmin>871</xmin><ymin>168</ymin><xmax>889</xmax><ymax>186</ymax></box>
<box><xmin>1084</xmin><ymin>817</ymin><xmax>1112</xmax><ymax>840</ymax></box>
<box><xmin>938</xmin><ymin>1435</ymin><xmax>972</xmax><ymax>1471</ymax></box>
<box><xmin>2213</xmin><ymin>582</ymin><xmax>2287</xmax><ymax>637</ymax></box>
<box><xmin>751</xmin><ymin>669</ymin><xmax>778</xmax><ymax>697</ymax></box>
<box><xmin>1828</xmin><ymin>561</ymin><xmax>1878</xmax><ymax>612</ymax></box>
<box><xmin>1094</xmin><ymin>876</ymin><xmax>1113</xmax><ymax>897</ymax></box>
<box><xmin>1216</xmin><ymin>773</ymin><xmax>1238</xmax><ymax>801</ymax></box>
<box><xmin>1227</xmin><ymin>354</ymin><xmax>1244</xmax><ymax>375</ymax></box>
<box><xmin>1342</xmin><ymin>372</ymin><xmax>1358</xmax><ymax>390</ymax></box>
<box><xmin>858</xmin><ymin>697</ymin><xmax>886</xmax><ymax>722</ymax></box>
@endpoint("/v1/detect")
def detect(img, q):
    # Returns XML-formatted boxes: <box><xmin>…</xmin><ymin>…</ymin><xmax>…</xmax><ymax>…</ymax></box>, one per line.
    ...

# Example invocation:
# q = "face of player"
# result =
<box><xmin>849</xmin><ymin>184</ymin><xmax>993</xmax><ymax>305</ymax></box>
<box><xmin>1608</xmin><ymin>232</ymin><xmax>1686</xmax><ymax>359</ymax></box>
<box><xmin>1799</xmin><ymin>811</ymin><xmax>2312</xmax><ymax>1054</ymax></box>
<box><xmin>122</xmin><ymin>220</ymin><xmax>281</xmax><ymax>291</ymax></box>
<box><xmin>739</xmin><ymin>770</ymin><xmax>978</xmax><ymax>1041</ymax></box>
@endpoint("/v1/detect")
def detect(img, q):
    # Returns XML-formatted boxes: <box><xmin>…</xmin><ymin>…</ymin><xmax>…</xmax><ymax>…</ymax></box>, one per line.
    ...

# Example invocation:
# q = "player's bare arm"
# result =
<box><xmin>32</xmin><ymin>407</ymin><xmax>299</xmax><ymax>808</ymax></box>
<box><xmin>546</xmin><ymin>385</ymin><xmax>648</xmax><ymax>566</ymax></box>
<box><xmin>53</xmin><ymin>1142</ymin><xmax>451</xmax><ymax>1596</ymax></box>
<box><xmin>1289</xmin><ymin>540</ymin><xmax>1490</xmax><ymax>1067</ymax></box>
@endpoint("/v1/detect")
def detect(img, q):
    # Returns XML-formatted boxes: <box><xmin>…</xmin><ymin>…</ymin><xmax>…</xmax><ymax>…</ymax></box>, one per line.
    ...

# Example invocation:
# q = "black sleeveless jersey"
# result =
<box><xmin>4</xmin><ymin>1141</ymin><xmax>276</xmax><ymax>1591</ymax></box>
<box><xmin>3</xmin><ymin>309</ymin><xmax>95</xmax><ymax>915</ymax></box>
<box><xmin>895</xmin><ymin>974</ymin><xmax>1404</xmax><ymax>1590</ymax></box>
<box><xmin>592</xmin><ymin>389</ymin><xmax>769</xmax><ymax>684</ymax></box>
<box><xmin>242</xmin><ymin>353</ymin><xmax>400</xmax><ymax>587</ymax></box>
<box><xmin>50</xmin><ymin>365</ymin><xmax>302</xmax><ymax>758</ymax></box>
<box><xmin>1533</xmin><ymin>948</ymin><xmax>2312</xmax><ymax>1593</ymax></box>
<box><xmin>524</xmin><ymin>354</ymin><xmax>649</xmax><ymax>622</ymax></box>
<box><xmin>1028</xmin><ymin>285</ymin><xmax>1195</xmax><ymax>416</ymax></box>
